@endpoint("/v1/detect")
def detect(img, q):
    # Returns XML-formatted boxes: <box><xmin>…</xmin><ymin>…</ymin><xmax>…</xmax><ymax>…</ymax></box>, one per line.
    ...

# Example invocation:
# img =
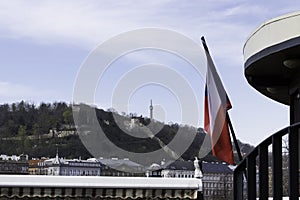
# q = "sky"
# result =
<box><xmin>0</xmin><ymin>1</ymin><xmax>299</xmax><ymax>146</ymax></box>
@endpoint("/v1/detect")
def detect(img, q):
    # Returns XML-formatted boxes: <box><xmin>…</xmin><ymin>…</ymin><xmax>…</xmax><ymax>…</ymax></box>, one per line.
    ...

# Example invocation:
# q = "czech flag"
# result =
<box><xmin>202</xmin><ymin>38</ymin><xmax>234</xmax><ymax>165</ymax></box>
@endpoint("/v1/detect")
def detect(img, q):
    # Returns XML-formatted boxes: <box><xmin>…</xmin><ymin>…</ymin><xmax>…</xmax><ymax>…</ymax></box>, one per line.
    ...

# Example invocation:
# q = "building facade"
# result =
<box><xmin>0</xmin><ymin>154</ymin><xmax>29</xmax><ymax>174</ymax></box>
<box><xmin>99</xmin><ymin>157</ymin><xmax>145</xmax><ymax>177</ymax></box>
<box><xmin>31</xmin><ymin>153</ymin><xmax>101</xmax><ymax>176</ymax></box>
<box><xmin>28</xmin><ymin>158</ymin><xmax>47</xmax><ymax>175</ymax></box>
<box><xmin>161</xmin><ymin>160</ymin><xmax>195</xmax><ymax>178</ymax></box>
<box><xmin>147</xmin><ymin>160</ymin><xmax>233</xmax><ymax>200</ymax></box>
<box><xmin>202</xmin><ymin>162</ymin><xmax>234</xmax><ymax>200</ymax></box>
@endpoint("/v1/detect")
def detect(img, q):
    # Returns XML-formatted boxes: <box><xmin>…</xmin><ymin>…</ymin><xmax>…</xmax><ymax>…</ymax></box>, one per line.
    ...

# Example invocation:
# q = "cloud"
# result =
<box><xmin>0</xmin><ymin>81</ymin><xmax>56</xmax><ymax>103</ymax></box>
<box><xmin>0</xmin><ymin>0</ymin><xmax>298</xmax><ymax>54</ymax></box>
<box><xmin>0</xmin><ymin>1</ymin><xmax>173</xmax><ymax>49</ymax></box>
<box><xmin>0</xmin><ymin>1</ymin><xmax>298</xmax><ymax>95</ymax></box>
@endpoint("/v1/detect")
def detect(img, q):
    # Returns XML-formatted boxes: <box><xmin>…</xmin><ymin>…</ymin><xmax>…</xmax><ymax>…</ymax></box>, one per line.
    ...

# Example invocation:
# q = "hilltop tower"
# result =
<box><xmin>149</xmin><ymin>100</ymin><xmax>153</xmax><ymax>120</ymax></box>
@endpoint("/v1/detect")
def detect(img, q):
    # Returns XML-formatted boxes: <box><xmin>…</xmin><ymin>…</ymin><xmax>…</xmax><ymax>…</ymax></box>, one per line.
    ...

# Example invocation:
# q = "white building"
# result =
<box><xmin>0</xmin><ymin>154</ymin><xmax>28</xmax><ymax>161</ymax></box>
<box><xmin>41</xmin><ymin>152</ymin><xmax>101</xmax><ymax>176</ymax></box>
<box><xmin>147</xmin><ymin>160</ymin><xmax>233</xmax><ymax>199</ymax></box>
<box><xmin>161</xmin><ymin>160</ymin><xmax>195</xmax><ymax>178</ymax></box>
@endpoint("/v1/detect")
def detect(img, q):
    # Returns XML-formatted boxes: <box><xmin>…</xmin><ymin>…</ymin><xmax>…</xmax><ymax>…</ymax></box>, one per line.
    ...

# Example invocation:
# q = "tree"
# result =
<box><xmin>23</xmin><ymin>137</ymin><xmax>32</xmax><ymax>153</ymax></box>
<box><xmin>17</xmin><ymin>125</ymin><xmax>27</xmax><ymax>154</ymax></box>
<box><xmin>63</xmin><ymin>108</ymin><xmax>73</xmax><ymax>127</ymax></box>
<box><xmin>18</xmin><ymin>125</ymin><xmax>27</xmax><ymax>137</ymax></box>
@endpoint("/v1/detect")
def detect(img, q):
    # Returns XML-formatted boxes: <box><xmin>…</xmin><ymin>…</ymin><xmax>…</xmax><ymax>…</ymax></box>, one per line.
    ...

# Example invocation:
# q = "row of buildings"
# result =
<box><xmin>0</xmin><ymin>153</ymin><xmax>234</xmax><ymax>199</ymax></box>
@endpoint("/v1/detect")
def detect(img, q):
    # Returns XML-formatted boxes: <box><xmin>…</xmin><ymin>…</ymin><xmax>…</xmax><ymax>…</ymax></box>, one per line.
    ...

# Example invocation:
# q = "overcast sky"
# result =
<box><xmin>0</xmin><ymin>1</ymin><xmax>299</xmax><ymax>146</ymax></box>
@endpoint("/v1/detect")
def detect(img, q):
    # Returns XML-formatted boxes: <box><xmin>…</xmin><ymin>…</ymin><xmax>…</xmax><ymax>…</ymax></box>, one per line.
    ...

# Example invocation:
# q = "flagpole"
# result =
<box><xmin>226</xmin><ymin>112</ymin><xmax>243</xmax><ymax>162</ymax></box>
<box><xmin>201</xmin><ymin>36</ymin><xmax>210</xmax><ymax>53</ymax></box>
<box><xmin>201</xmin><ymin>36</ymin><xmax>244</xmax><ymax>163</ymax></box>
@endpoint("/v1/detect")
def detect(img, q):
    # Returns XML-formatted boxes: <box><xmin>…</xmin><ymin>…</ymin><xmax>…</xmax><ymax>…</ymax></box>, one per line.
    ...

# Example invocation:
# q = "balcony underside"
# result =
<box><xmin>245</xmin><ymin>36</ymin><xmax>300</xmax><ymax>105</ymax></box>
<box><xmin>244</xmin><ymin>12</ymin><xmax>300</xmax><ymax>105</ymax></box>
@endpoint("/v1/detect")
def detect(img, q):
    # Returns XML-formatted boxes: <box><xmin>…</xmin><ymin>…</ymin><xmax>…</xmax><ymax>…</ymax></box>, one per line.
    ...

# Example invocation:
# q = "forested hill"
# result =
<box><xmin>0</xmin><ymin>101</ymin><xmax>253</xmax><ymax>163</ymax></box>
<box><xmin>0</xmin><ymin>101</ymin><xmax>72</xmax><ymax>137</ymax></box>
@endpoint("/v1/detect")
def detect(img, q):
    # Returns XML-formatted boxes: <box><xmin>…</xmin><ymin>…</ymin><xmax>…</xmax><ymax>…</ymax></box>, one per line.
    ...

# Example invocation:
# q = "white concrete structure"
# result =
<box><xmin>243</xmin><ymin>11</ymin><xmax>300</xmax><ymax>105</ymax></box>
<box><xmin>0</xmin><ymin>175</ymin><xmax>202</xmax><ymax>199</ymax></box>
<box><xmin>244</xmin><ymin>11</ymin><xmax>300</xmax><ymax>62</ymax></box>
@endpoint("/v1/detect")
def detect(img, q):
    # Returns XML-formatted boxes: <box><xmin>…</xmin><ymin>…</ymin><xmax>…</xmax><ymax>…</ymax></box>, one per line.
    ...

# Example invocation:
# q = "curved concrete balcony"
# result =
<box><xmin>0</xmin><ymin>175</ymin><xmax>202</xmax><ymax>199</ymax></box>
<box><xmin>244</xmin><ymin>11</ymin><xmax>300</xmax><ymax>105</ymax></box>
<box><xmin>235</xmin><ymin>12</ymin><xmax>300</xmax><ymax>199</ymax></box>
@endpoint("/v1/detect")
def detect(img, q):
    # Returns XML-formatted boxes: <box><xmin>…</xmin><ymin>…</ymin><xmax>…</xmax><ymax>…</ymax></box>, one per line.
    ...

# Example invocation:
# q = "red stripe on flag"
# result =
<box><xmin>203</xmin><ymin>47</ymin><xmax>234</xmax><ymax>165</ymax></box>
<box><xmin>211</xmin><ymin>104</ymin><xmax>234</xmax><ymax>164</ymax></box>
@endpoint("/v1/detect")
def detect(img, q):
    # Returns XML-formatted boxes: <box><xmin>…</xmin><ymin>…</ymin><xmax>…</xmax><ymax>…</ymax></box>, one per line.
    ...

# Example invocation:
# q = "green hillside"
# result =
<box><xmin>0</xmin><ymin>101</ymin><xmax>253</xmax><ymax>163</ymax></box>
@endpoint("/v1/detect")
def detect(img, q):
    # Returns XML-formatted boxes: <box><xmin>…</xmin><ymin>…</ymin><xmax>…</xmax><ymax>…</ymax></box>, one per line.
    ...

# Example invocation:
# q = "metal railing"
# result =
<box><xmin>233</xmin><ymin>122</ymin><xmax>300</xmax><ymax>200</ymax></box>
